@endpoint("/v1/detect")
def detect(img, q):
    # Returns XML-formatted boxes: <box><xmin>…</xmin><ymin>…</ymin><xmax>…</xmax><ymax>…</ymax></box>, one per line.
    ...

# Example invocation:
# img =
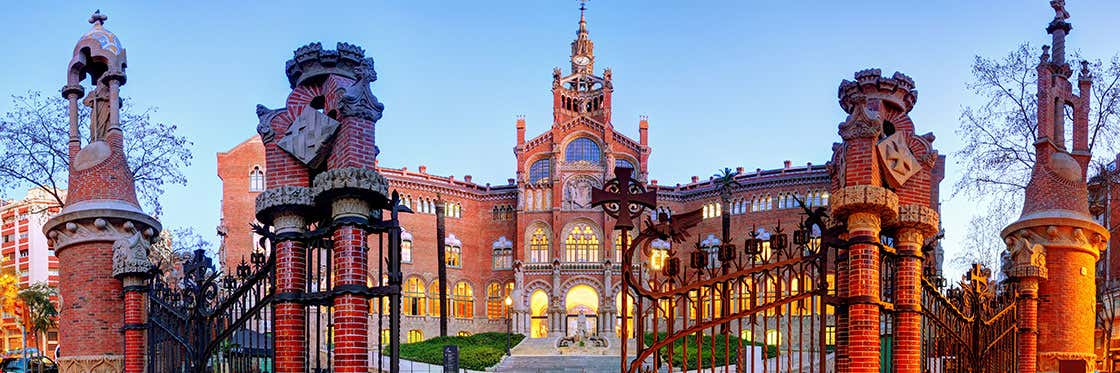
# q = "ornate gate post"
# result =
<box><xmin>1001</xmin><ymin>3</ymin><xmax>1108</xmax><ymax>372</ymax></box>
<box><xmin>44</xmin><ymin>11</ymin><xmax>162</xmax><ymax>373</ymax></box>
<box><xmin>256</xmin><ymin>187</ymin><xmax>313</xmax><ymax>373</ymax></box>
<box><xmin>892</xmin><ymin>209</ymin><xmax>938</xmax><ymax>373</ymax></box>
<box><xmin>1004</xmin><ymin>236</ymin><xmax>1047</xmax><ymax>373</ymax></box>
<box><xmin>829</xmin><ymin>69</ymin><xmax>925</xmax><ymax>373</ymax></box>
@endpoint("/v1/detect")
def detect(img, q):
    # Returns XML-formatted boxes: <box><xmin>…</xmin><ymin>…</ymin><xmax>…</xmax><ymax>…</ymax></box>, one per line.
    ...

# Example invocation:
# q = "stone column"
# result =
<box><xmin>313</xmin><ymin>168</ymin><xmax>388</xmax><ymax>373</ymax></box>
<box><xmin>256</xmin><ymin>186</ymin><xmax>313</xmax><ymax>373</ymax></box>
<box><xmin>61</xmin><ymin>85</ymin><xmax>84</xmax><ymax>158</ymax></box>
<box><xmin>1002</xmin><ymin>229</ymin><xmax>1049</xmax><ymax>373</ymax></box>
<box><xmin>832</xmin><ymin>185</ymin><xmax>898</xmax><ymax>373</ymax></box>
<box><xmin>892</xmin><ymin>205</ymin><xmax>938</xmax><ymax>373</ymax></box>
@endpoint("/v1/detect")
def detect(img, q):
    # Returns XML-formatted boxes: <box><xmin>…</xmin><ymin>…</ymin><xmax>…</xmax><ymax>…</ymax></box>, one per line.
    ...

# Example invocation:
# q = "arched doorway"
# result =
<box><xmin>530</xmin><ymin>290</ymin><xmax>549</xmax><ymax>338</ymax></box>
<box><xmin>564</xmin><ymin>285</ymin><xmax>600</xmax><ymax>336</ymax></box>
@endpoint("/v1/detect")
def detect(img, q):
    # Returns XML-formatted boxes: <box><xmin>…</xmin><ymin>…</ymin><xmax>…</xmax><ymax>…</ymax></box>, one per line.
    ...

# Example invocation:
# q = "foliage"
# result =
<box><xmin>644</xmin><ymin>332</ymin><xmax>779</xmax><ymax>370</ymax></box>
<box><xmin>0</xmin><ymin>91</ymin><xmax>193</xmax><ymax>215</ymax></box>
<box><xmin>954</xmin><ymin>44</ymin><xmax>1120</xmax><ymax>275</ymax></box>
<box><xmin>712</xmin><ymin>168</ymin><xmax>740</xmax><ymax>202</ymax></box>
<box><xmin>17</xmin><ymin>283</ymin><xmax>58</xmax><ymax>350</ymax></box>
<box><xmin>0</xmin><ymin>273</ymin><xmax>18</xmax><ymax>314</ymax></box>
<box><xmin>399</xmin><ymin>332</ymin><xmax>525</xmax><ymax>371</ymax></box>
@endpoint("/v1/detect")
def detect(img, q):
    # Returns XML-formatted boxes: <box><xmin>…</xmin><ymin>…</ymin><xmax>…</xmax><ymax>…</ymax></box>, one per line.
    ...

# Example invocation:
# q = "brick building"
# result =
<box><xmin>0</xmin><ymin>188</ymin><xmax>61</xmax><ymax>358</ymax></box>
<box><xmin>218</xmin><ymin>8</ymin><xmax>944</xmax><ymax>344</ymax></box>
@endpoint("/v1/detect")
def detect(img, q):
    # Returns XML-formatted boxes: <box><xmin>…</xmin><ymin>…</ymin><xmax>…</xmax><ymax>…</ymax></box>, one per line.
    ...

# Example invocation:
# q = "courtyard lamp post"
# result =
<box><xmin>504</xmin><ymin>296</ymin><xmax>513</xmax><ymax>356</ymax></box>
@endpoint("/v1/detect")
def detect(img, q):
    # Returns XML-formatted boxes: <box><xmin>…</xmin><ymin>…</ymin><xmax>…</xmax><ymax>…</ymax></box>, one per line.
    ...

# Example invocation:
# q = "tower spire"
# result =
<box><xmin>570</xmin><ymin>1</ymin><xmax>594</xmax><ymax>74</ymax></box>
<box><xmin>1047</xmin><ymin>0</ymin><xmax>1072</xmax><ymax>65</ymax></box>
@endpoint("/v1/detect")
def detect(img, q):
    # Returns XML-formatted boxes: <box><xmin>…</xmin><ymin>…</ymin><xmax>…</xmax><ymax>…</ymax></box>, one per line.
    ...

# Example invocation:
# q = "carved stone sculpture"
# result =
<box><xmin>276</xmin><ymin>105</ymin><xmax>340</xmax><ymax>168</ymax></box>
<box><xmin>112</xmin><ymin>223</ymin><xmax>153</xmax><ymax>279</ymax></box>
<box><xmin>335</xmin><ymin>58</ymin><xmax>385</xmax><ymax>122</ymax></box>
<box><xmin>83</xmin><ymin>83</ymin><xmax>112</xmax><ymax>142</ymax></box>
<box><xmin>878</xmin><ymin>132</ymin><xmax>920</xmax><ymax>188</ymax></box>
<box><xmin>255</xmin><ymin>104</ymin><xmax>284</xmax><ymax>143</ymax></box>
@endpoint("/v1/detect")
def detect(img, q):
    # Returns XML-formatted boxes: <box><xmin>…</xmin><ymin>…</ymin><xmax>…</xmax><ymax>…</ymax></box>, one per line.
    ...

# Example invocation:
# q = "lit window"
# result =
<box><xmin>407</xmin><ymin>330</ymin><xmax>423</xmax><ymax>343</ymax></box>
<box><xmin>529</xmin><ymin>227</ymin><xmax>550</xmax><ymax>263</ymax></box>
<box><xmin>765</xmin><ymin>329</ymin><xmax>781</xmax><ymax>345</ymax></box>
<box><xmin>457</xmin><ymin>331</ymin><xmax>471</xmax><ymax>337</ymax></box>
<box><xmin>826</xmin><ymin>326</ymin><xmax>836</xmax><ymax>345</ymax></box>
<box><xmin>564</xmin><ymin>223</ymin><xmax>600</xmax><ymax>262</ymax></box>
<box><xmin>740</xmin><ymin>329</ymin><xmax>752</xmax><ymax>341</ymax></box>
<box><xmin>529</xmin><ymin>159</ymin><xmax>551</xmax><ymax>184</ymax></box>
<box><xmin>249</xmin><ymin>166</ymin><xmax>265</xmax><ymax>192</ymax></box>
<box><xmin>403</xmin><ymin>277</ymin><xmax>426</xmax><ymax>316</ymax></box>
<box><xmin>564</xmin><ymin>137</ymin><xmax>601</xmax><ymax>163</ymax></box>
<box><xmin>381</xmin><ymin>329</ymin><xmax>391</xmax><ymax>345</ymax></box>
<box><xmin>401</xmin><ymin>229</ymin><xmax>413</xmax><ymax>263</ymax></box>
<box><xmin>649</xmin><ymin>239</ymin><xmax>670</xmax><ymax>271</ymax></box>
<box><xmin>486</xmin><ymin>282</ymin><xmax>509</xmax><ymax>320</ymax></box>
<box><xmin>428</xmin><ymin>280</ymin><xmax>442</xmax><ymax>316</ymax></box>
<box><xmin>445</xmin><ymin>234</ymin><xmax>462</xmax><ymax>268</ymax></box>
<box><xmin>452</xmin><ymin>281</ymin><xmax>474</xmax><ymax>319</ymax></box>
<box><xmin>613</xmin><ymin>233</ymin><xmax>631</xmax><ymax>263</ymax></box>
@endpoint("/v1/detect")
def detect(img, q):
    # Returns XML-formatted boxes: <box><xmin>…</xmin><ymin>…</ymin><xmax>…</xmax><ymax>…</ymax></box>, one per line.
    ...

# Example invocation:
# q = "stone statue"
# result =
<box><xmin>83</xmin><ymin>83</ymin><xmax>112</xmax><ymax>142</ymax></box>
<box><xmin>576</xmin><ymin>309</ymin><xmax>588</xmax><ymax>338</ymax></box>
<box><xmin>565</xmin><ymin>177</ymin><xmax>595</xmax><ymax>208</ymax></box>
<box><xmin>1051</xmin><ymin>0</ymin><xmax>1070</xmax><ymax>21</ymax></box>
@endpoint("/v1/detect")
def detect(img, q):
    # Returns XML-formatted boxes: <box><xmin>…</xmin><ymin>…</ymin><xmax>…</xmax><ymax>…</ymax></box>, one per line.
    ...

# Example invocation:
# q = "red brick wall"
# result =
<box><xmin>217</xmin><ymin>137</ymin><xmax>265</xmax><ymax>268</ymax></box>
<box><xmin>57</xmin><ymin>241</ymin><xmax>122</xmax><ymax>356</ymax></box>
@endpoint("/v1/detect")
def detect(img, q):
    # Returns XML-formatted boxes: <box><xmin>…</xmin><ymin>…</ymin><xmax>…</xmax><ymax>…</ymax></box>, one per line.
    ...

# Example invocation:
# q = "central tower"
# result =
<box><xmin>552</xmin><ymin>3</ymin><xmax>612</xmax><ymax>126</ymax></box>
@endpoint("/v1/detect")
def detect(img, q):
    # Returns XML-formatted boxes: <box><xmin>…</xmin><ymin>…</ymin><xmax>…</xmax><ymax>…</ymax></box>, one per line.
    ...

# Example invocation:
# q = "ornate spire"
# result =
<box><xmin>570</xmin><ymin>1</ymin><xmax>595</xmax><ymax>74</ymax></box>
<box><xmin>1047</xmin><ymin>0</ymin><xmax>1072</xmax><ymax>66</ymax></box>
<box><xmin>89</xmin><ymin>9</ymin><xmax>107</xmax><ymax>26</ymax></box>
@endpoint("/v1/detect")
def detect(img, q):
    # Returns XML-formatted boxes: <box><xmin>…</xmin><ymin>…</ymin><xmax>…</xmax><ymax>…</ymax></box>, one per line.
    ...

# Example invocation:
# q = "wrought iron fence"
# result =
<box><xmin>148</xmin><ymin>247</ymin><xmax>276</xmax><ymax>373</ymax></box>
<box><xmin>920</xmin><ymin>264</ymin><xmax>1018</xmax><ymax>372</ymax></box>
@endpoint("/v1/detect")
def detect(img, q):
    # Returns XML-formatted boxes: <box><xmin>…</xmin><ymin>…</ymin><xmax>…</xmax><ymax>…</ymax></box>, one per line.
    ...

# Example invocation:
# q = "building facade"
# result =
<box><xmin>217</xmin><ymin>9</ymin><xmax>944</xmax><ymax>344</ymax></box>
<box><xmin>0</xmin><ymin>188</ymin><xmax>62</xmax><ymax>358</ymax></box>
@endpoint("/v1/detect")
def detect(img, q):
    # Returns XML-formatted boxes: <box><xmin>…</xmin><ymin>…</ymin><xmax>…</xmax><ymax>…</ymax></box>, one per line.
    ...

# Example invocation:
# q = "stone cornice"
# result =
<box><xmin>829</xmin><ymin>185</ymin><xmax>899</xmax><ymax>222</ymax></box>
<box><xmin>43</xmin><ymin>200</ymin><xmax>160</xmax><ymax>256</ymax></box>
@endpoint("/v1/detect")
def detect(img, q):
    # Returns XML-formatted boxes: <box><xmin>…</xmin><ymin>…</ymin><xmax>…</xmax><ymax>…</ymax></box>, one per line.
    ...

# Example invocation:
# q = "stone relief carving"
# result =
<box><xmin>255</xmin><ymin>104</ymin><xmax>285</xmax><ymax>143</ymax></box>
<box><xmin>335</xmin><ymin>58</ymin><xmax>385</xmax><ymax>122</ymax></box>
<box><xmin>830</xmin><ymin>185</ymin><xmax>899</xmax><ymax>220</ymax></box>
<box><xmin>276</xmin><ymin>105</ymin><xmax>340</xmax><ymax>169</ymax></box>
<box><xmin>57</xmin><ymin>355</ymin><xmax>123</xmax><ymax>373</ymax></box>
<box><xmin>838</xmin><ymin>96</ymin><xmax>883</xmax><ymax>140</ymax></box>
<box><xmin>112</xmin><ymin>222</ymin><xmax>153</xmax><ymax>278</ymax></box>
<box><xmin>1004</xmin><ymin>232</ymin><xmax>1048</xmax><ymax>279</ymax></box>
<box><xmin>311</xmin><ymin>167</ymin><xmax>390</xmax><ymax>198</ymax></box>
<box><xmin>878</xmin><ymin>132</ymin><xmax>920</xmax><ymax>188</ymax></box>
<box><xmin>563</xmin><ymin>176</ymin><xmax>598</xmax><ymax>209</ymax></box>
<box><xmin>255</xmin><ymin>185</ymin><xmax>314</xmax><ymax>215</ymax></box>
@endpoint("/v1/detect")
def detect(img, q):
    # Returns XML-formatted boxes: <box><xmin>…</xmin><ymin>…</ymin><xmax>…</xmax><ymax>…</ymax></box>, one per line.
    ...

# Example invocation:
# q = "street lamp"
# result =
<box><xmin>504</xmin><ymin>296</ymin><xmax>513</xmax><ymax>356</ymax></box>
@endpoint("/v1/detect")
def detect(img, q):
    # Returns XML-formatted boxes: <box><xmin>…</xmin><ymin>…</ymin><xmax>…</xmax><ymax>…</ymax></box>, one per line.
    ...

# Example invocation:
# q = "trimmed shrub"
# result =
<box><xmin>399</xmin><ymin>332</ymin><xmax>526</xmax><ymax>371</ymax></box>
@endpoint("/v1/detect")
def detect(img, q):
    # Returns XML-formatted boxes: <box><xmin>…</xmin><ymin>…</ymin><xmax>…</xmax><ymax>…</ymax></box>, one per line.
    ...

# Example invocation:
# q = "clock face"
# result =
<box><xmin>573</xmin><ymin>56</ymin><xmax>591</xmax><ymax>66</ymax></box>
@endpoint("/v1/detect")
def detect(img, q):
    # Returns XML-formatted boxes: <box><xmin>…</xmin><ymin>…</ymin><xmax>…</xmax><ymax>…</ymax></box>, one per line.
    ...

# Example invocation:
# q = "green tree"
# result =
<box><xmin>17</xmin><ymin>283</ymin><xmax>58</xmax><ymax>353</ymax></box>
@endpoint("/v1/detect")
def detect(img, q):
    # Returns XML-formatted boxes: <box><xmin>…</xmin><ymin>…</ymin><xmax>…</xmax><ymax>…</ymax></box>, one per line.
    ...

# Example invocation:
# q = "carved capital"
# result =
<box><xmin>847</xmin><ymin>212</ymin><xmax>881</xmax><ymax>234</ymax></box>
<box><xmin>1002</xmin><ymin>231</ymin><xmax>1048</xmax><ymax>280</ymax></box>
<box><xmin>112</xmin><ymin>221</ymin><xmax>153</xmax><ymax>279</ymax></box>
<box><xmin>61</xmin><ymin>84</ymin><xmax>85</xmax><ymax>99</ymax></box>
<box><xmin>58</xmin><ymin>355</ymin><xmax>124</xmax><ymax>373</ymax></box>
<box><xmin>1002</xmin><ymin>213</ymin><xmax>1108</xmax><ymax>260</ymax></box>
<box><xmin>255</xmin><ymin>185</ymin><xmax>315</xmax><ymax>226</ymax></box>
<box><xmin>892</xmin><ymin>204</ymin><xmax>939</xmax><ymax>235</ymax></box>
<box><xmin>830</xmin><ymin>185</ymin><xmax>898</xmax><ymax>222</ymax></box>
<box><xmin>312</xmin><ymin>167</ymin><xmax>390</xmax><ymax>213</ymax></box>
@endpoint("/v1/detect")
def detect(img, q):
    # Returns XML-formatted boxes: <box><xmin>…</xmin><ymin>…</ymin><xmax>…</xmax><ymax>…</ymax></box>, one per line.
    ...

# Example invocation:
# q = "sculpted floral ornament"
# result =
<box><xmin>255</xmin><ymin>104</ymin><xmax>285</xmax><ymax>143</ymax></box>
<box><xmin>335</xmin><ymin>57</ymin><xmax>385</xmax><ymax>122</ymax></box>
<box><xmin>1003</xmin><ymin>232</ymin><xmax>1048</xmax><ymax>279</ymax></box>
<box><xmin>837</xmin><ymin>96</ymin><xmax>883</xmax><ymax>140</ymax></box>
<box><xmin>112</xmin><ymin>221</ymin><xmax>153</xmax><ymax>279</ymax></box>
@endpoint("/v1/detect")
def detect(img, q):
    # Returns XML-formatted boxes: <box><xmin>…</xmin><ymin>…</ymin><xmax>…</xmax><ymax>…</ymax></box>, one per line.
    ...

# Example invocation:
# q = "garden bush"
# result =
<box><xmin>399</xmin><ymin>332</ymin><xmax>526</xmax><ymax>371</ymax></box>
<box><xmin>643</xmin><ymin>332</ymin><xmax>779</xmax><ymax>370</ymax></box>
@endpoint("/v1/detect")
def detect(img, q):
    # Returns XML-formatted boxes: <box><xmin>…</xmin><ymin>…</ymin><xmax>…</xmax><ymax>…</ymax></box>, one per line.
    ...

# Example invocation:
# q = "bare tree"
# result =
<box><xmin>0</xmin><ymin>91</ymin><xmax>192</xmax><ymax>215</ymax></box>
<box><xmin>954</xmin><ymin>44</ymin><xmax>1120</xmax><ymax>274</ymax></box>
<box><xmin>149</xmin><ymin>227</ymin><xmax>214</xmax><ymax>282</ymax></box>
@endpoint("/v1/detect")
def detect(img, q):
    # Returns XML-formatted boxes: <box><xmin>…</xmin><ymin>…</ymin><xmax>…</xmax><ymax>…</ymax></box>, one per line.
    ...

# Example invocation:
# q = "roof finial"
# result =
<box><xmin>577</xmin><ymin>1</ymin><xmax>589</xmax><ymax>35</ymax></box>
<box><xmin>89</xmin><ymin>9</ymin><xmax>107</xmax><ymax>26</ymax></box>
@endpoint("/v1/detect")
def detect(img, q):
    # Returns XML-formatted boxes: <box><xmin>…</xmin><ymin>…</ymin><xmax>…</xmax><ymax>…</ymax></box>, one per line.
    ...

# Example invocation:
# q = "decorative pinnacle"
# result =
<box><xmin>89</xmin><ymin>9</ymin><xmax>107</xmax><ymax>25</ymax></box>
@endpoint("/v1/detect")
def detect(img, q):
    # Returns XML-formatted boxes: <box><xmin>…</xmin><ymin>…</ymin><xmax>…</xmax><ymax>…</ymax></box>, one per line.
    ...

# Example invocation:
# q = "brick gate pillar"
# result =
<box><xmin>1001</xmin><ymin>4</ymin><xmax>1108</xmax><ymax>371</ymax></box>
<box><xmin>892</xmin><ymin>206</ymin><xmax>938</xmax><ymax>373</ymax></box>
<box><xmin>119</xmin><ymin>275</ymin><xmax>150</xmax><ymax>373</ymax></box>
<box><xmin>256</xmin><ymin>187</ymin><xmax>314</xmax><ymax>373</ymax></box>
<box><xmin>313</xmin><ymin>169</ymin><xmax>389</xmax><ymax>373</ymax></box>
<box><xmin>45</xmin><ymin>11</ymin><xmax>162</xmax><ymax>373</ymax></box>
<box><xmin>830</xmin><ymin>69</ymin><xmax>926</xmax><ymax>373</ymax></box>
<box><xmin>1004</xmin><ymin>241</ymin><xmax>1046</xmax><ymax>373</ymax></box>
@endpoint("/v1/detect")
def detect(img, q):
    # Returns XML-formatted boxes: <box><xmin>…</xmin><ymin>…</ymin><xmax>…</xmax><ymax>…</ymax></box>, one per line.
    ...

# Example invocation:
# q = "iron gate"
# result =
<box><xmin>148</xmin><ymin>246</ymin><xmax>276</xmax><ymax>372</ymax></box>
<box><xmin>594</xmin><ymin>167</ymin><xmax>837</xmax><ymax>373</ymax></box>
<box><xmin>920</xmin><ymin>264</ymin><xmax>1018</xmax><ymax>372</ymax></box>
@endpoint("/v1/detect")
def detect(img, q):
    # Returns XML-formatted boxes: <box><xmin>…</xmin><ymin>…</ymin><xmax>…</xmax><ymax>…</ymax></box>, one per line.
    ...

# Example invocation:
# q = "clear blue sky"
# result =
<box><xmin>2</xmin><ymin>1</ymin><xmax>1118</xmax><ymax>279</ymax></box>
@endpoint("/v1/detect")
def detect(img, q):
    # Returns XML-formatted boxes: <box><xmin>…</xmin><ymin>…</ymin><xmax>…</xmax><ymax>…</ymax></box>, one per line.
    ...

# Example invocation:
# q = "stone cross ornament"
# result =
<box><xmin>591</xmin><ymin>166</ymin><xmax>656</xmax><ymax>230</ymax></box>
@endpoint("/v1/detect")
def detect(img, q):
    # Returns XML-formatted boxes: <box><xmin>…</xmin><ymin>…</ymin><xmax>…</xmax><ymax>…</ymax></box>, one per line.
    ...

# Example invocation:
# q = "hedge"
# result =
<box><xmin>399</xmin><ymin>332</ymin><xmax>526</xmax><ymax>371</ymax></box>
<box><xmin>644</xmin><ymin>332</ymin><xmax>779</xmax><ymax>370</ymax></box>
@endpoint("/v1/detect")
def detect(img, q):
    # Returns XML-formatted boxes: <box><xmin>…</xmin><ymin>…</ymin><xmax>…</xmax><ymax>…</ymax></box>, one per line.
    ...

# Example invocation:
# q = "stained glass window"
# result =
<box><xmin>529</xmin><ymin>158</ymin><xmax>551</xmax><ymax>183</ymax></box>
<box><xmin>529</xmin><ymin>227</ymin><xmax>550</xmax><ymax>263</ymax></box>
<box><xmin>565</xmin><ymin>137</ymin><xmax>601</xmax><ymax>163</ymax></box>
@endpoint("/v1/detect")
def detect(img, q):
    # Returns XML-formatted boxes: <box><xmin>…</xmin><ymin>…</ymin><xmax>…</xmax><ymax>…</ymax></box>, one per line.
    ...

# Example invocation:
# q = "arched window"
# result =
<box><xmin>403</xmin><ymin>277</ymin><xmax>426</xmax><ymax>316</ymax></box>
<box><xmin>529</xmin><ymin>159</ymin><xmax>551</xmax><ymax>184</ymax></box>
<box><xmin>407</xmin><ymin>330</ymin><xmax>423</xmax><ymax>343</ymax></box>
<box><xmin>249</xmin><ymin>166</ymin><xmax>265</xmax><ymax>192</ymax></box>
<box><xmin>701</xmin><ymin>234</ymin><xmax>721</xmax><ymax>269</ymax></box>
<box><xmin>401</xmin><ymin>228</ymin><xmax>413</xmax><ymax>263</ymax></box>
<box><xmin>615</xmin><ymin>159</ymin><xmax>635</xmax><ymax>169</ymax></box>
<box><xmin>428</xmin><ymin>280</ymin><xmax>442</xmax><ymax>316</ymax></box>
<box><xmin>486</xmin><ymin>283</ymin><xmax>505</xmax><ymax>320</ymax></box>
<box><xmin>564</xmin><ymin>223</ymin><xmax>600</xmax><ymax>262</ymax></box>
<box><xmin>650</xmin><ymin>239</ymin><xmax>670</xmax><ymax>271</ymax></box>
<box><xmin>529</xmin><ymin>227</ymin><xmax>550</xmax><ymax>263</ymax></box>
<box><xmin>564</xmin><ymin>137</ymin><xmax>601</xmax><ymax>163</ymax></box>
<box><xmin>445</xmin><ymin>234</ymin><xmax>462</xmax><ymax>268</ymax></box>
<box><xmin>492</xmin><ymin>236</ymin><xmax>513</xmax><ymax>269</ymax></box>
<box><xmin>452</xmin><ymin>281</ymin><xmax>474</xmax><ymax>319</ymax></box>
<box><xmin>613</xmin><ymin>233</ymin><xmax>632</xmax><ymax>263</ymax></box>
